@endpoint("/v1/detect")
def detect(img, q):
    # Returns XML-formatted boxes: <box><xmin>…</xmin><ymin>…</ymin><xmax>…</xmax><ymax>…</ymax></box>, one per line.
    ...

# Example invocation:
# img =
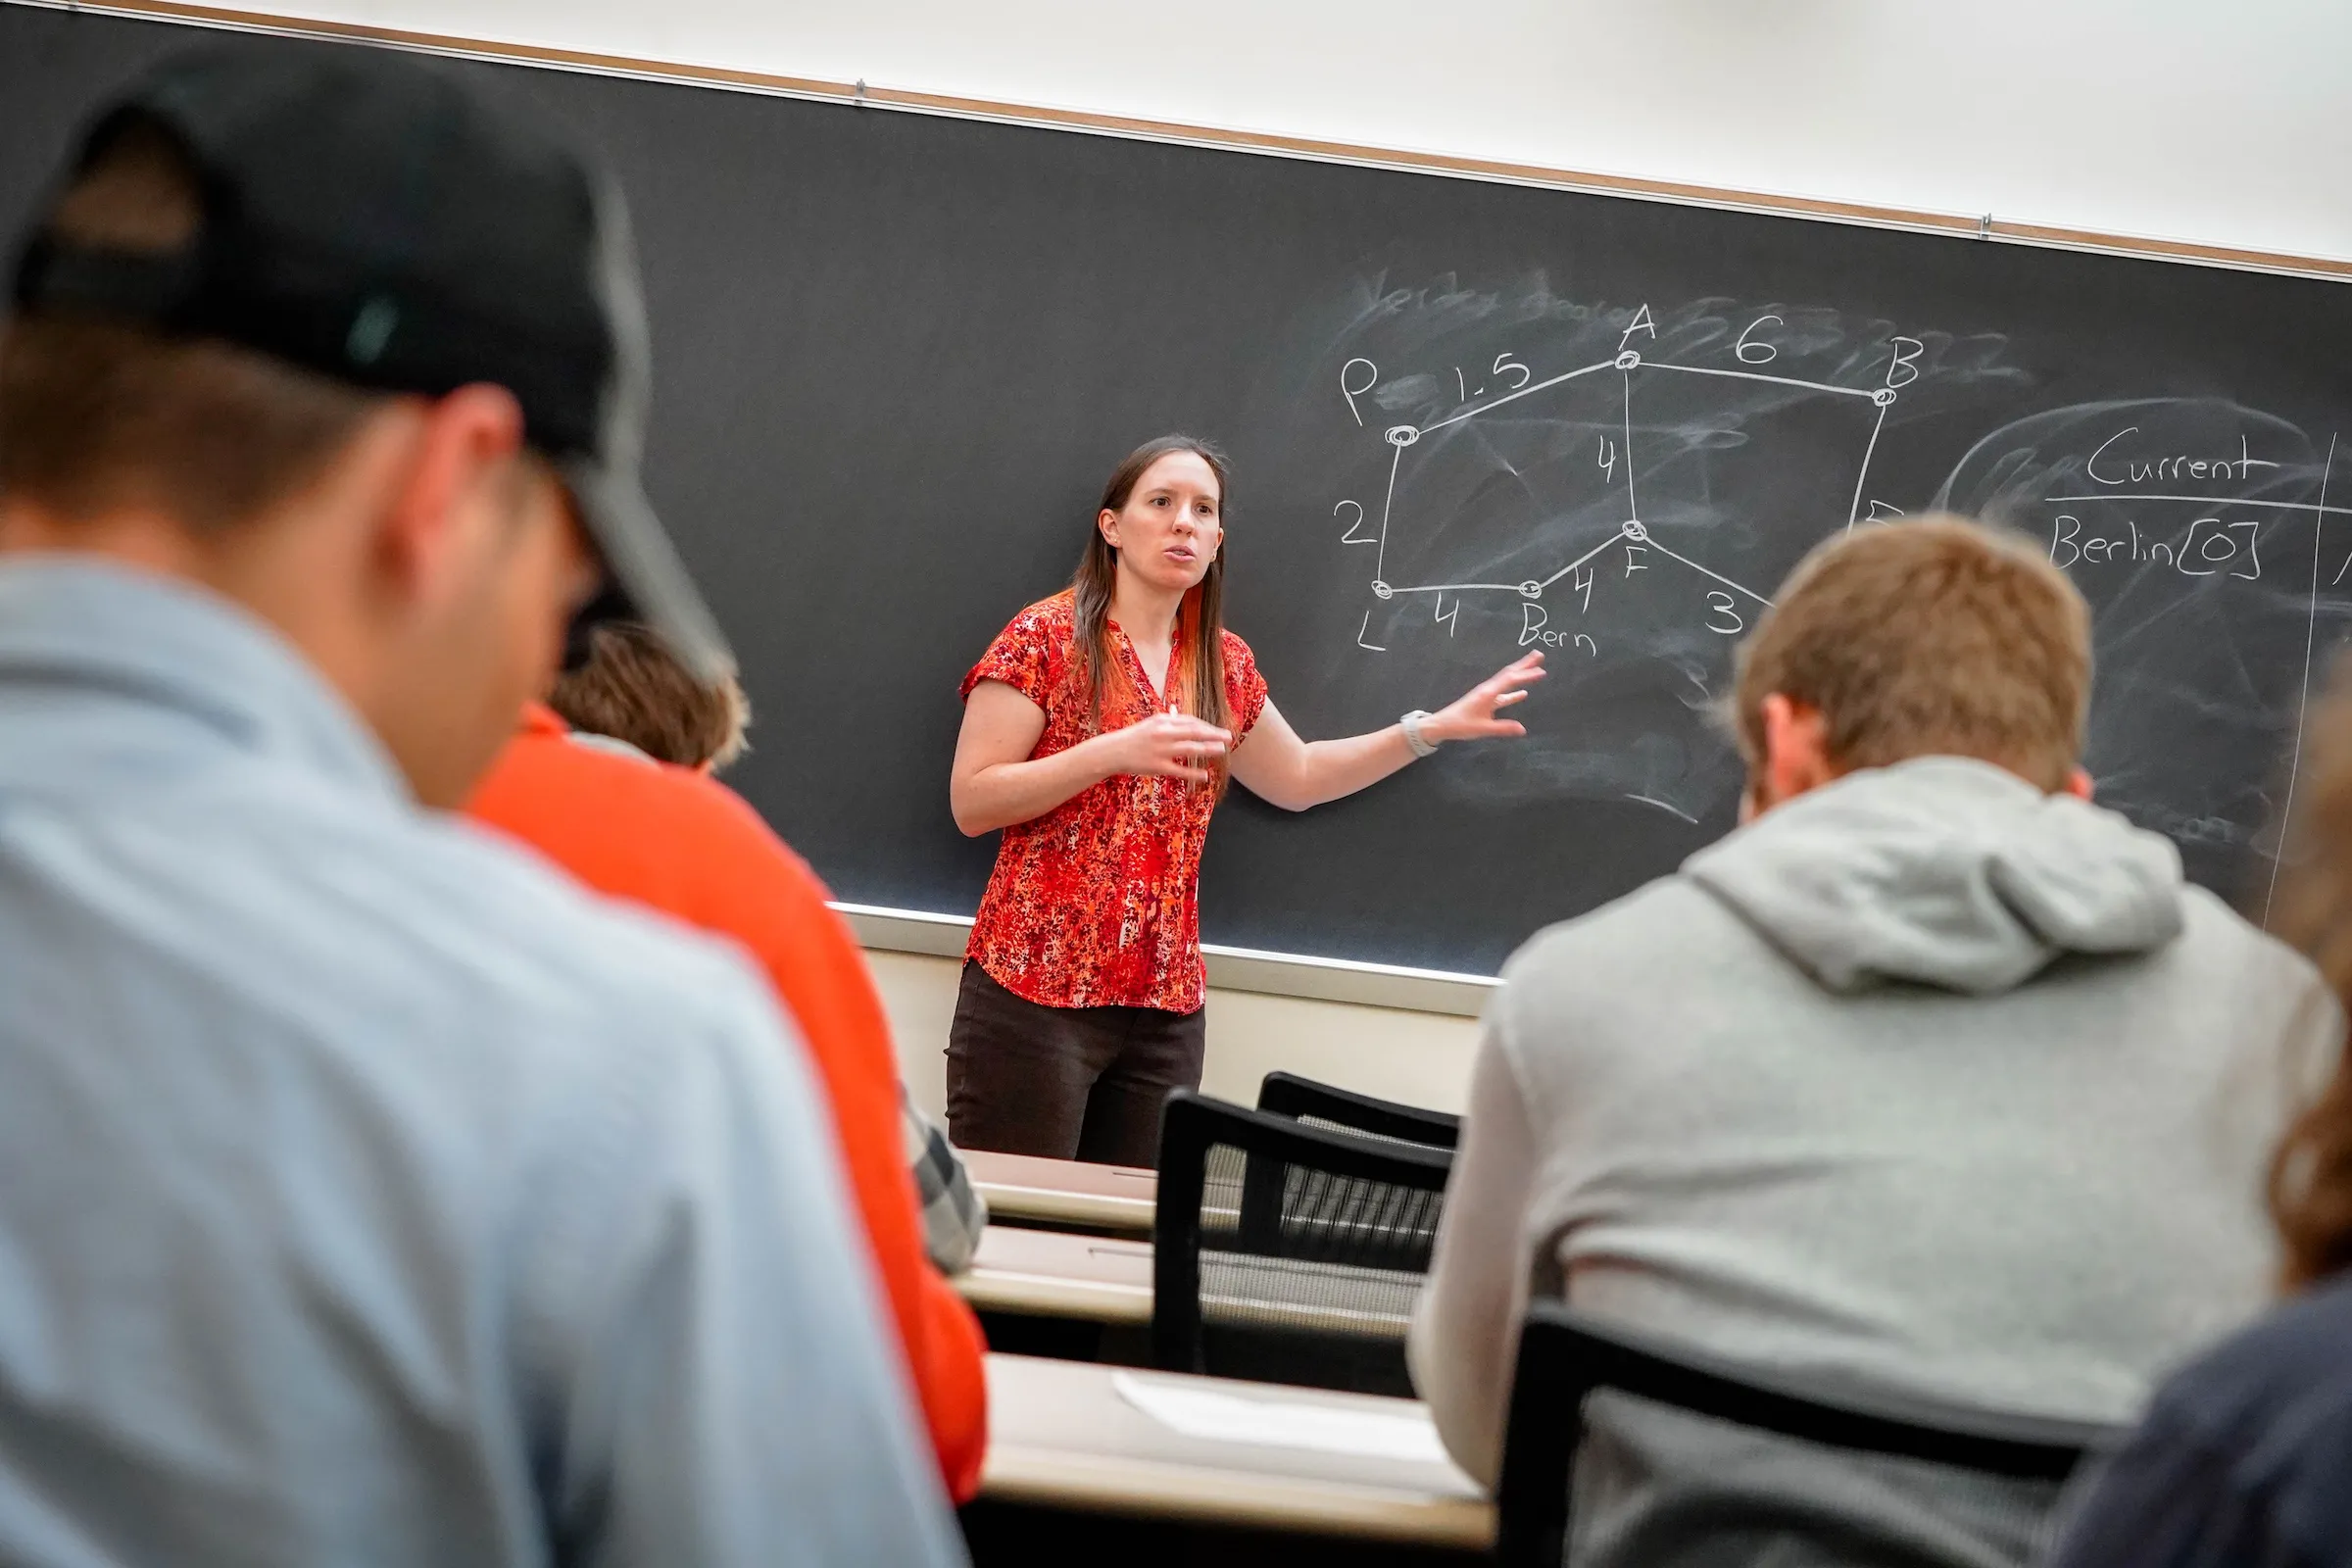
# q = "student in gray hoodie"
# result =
<box><xmin>1408</xmin><ymin>515</ymin><xmax>2337</xmax><ymax>1567</ymax></box>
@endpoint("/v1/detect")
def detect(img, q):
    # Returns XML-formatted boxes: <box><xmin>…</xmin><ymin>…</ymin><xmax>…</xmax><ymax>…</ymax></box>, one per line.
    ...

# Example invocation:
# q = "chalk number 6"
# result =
<box><xmin>1735</xmin><ymin>315</ymin><xmax>1781</xmax><ymax>366</ymax></box>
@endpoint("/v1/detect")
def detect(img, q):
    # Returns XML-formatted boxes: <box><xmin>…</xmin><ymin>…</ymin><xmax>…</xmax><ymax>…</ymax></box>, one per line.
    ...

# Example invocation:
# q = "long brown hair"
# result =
<box><xmin>2271</xmin><ymin>658</ymin><xmax>2352</xmax><ymax>1287</ymax></box>
<box><xmin>1071</xmin><ymin>436</ymin><xmax>1234</xmax><ymax>772</ymax></box>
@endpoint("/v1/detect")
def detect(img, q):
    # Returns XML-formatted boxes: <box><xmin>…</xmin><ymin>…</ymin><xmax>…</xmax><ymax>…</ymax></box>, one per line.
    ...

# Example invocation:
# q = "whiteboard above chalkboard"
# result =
<box><xmin>13</xmin><ymin>0</ymin><xmax>2352</xmax><ymax>283</ymax></box>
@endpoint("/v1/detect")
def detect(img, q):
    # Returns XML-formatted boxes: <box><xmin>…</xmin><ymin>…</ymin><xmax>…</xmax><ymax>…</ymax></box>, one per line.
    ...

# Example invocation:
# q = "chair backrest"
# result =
<box><xmin>1256</xmin><ymin>1069</ymin><xmax>1461</xmax><ymax>1152</ymax></box>
<box><xmin>1152</xmin><ymin>1091</ymin><xmax>1453</xmax><ymax>1395</ymax></box>
<box><xmin>1494</xmin><ymin>1299</ymin><xmax>2120</xmax><ymax>1568</ymax></box>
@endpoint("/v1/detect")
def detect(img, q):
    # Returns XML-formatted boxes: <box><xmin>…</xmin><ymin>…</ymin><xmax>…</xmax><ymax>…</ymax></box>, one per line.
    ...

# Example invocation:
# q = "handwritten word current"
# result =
<box><xmin>2084</xmin><ymin>429</ymin><xmax>2279</xmax><ymax>487</ymax></box>
<box><xmin>2049</xmin><ymin>514</ymin><xmax>2262</xmax><ymax>580</ymax></box>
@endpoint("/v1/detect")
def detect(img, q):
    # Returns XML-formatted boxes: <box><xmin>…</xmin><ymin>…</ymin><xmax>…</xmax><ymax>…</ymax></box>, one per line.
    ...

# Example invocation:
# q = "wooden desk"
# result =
<box><xmin>966</xmin><ymin>1150</ymin><xmax>1157</xmax><ymax>1236</ymax></box>
<box><xmin>980</xmin><ymin>1352</ymin><xmax>1493</xmax><ymax>1551</ymax></box>
<box><xmin>958</xmin><ymin>1225</ymin><xmax>1154</xmax><ymax>1325</ymax></box>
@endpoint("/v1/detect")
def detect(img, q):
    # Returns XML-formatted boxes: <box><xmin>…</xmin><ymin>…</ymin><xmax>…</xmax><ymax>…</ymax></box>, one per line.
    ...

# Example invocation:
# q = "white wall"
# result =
<box><xmin>239</xmin><ymin>0</ymin><xmax>2352</xmax><ymax>262</ymax></box>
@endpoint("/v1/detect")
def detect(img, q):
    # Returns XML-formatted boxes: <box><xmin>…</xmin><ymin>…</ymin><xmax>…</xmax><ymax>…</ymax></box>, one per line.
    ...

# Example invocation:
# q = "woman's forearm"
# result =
<box><xmin>1276</xmin><ymin>727</ymin><xmax>1419</xmax><ymax>810</ymax></box>
<box><xmin>952</xmin><ymin>736</ymin><xmax>1116</xmax><ymax>836</ymax></box>
<box><xmin>1235</xmin><ymin>656</ymin><xmax>1541</xmax><ymax>813</ymax></box>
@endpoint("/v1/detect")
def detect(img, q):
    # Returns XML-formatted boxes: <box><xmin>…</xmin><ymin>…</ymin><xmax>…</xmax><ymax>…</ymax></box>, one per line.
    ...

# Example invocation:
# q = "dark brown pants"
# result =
<box><xmin>946</xmin><ymin>961</ymin><xmax>1207</xmax><ymax>1169</ymax></box>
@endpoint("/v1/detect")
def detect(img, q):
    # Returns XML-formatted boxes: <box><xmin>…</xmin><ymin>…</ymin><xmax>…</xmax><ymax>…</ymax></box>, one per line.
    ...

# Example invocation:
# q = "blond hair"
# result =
<box><xmin>1732</xmin><ymin>515</ymin><xmax>2091</xmax><ymax>791</ymax></box>
<box><xmin>551</xmin><ymin>620</ymin><xmax>751</xmax><ymax>771</ymax></box>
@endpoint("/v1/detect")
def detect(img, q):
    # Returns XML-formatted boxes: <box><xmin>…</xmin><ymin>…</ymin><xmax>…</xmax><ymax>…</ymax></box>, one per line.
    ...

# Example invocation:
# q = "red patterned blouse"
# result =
<box><xmin>960</xmin><ymin>591</ymin><xmax>1269</xmax><ymax>1013</ymax></box>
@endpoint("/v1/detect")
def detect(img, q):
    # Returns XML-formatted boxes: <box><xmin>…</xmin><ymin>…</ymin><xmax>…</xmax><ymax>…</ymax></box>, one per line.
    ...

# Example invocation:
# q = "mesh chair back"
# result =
<box><xmin>1494</xmin><ymin>1300</ymin><xmax>2121</xmax><ymax>1568</ymax></box>
<box><xmin>1153</xmin><ymin>1091</ymin><xmax>1452</xmax><ymax>1395</ymax></box>
<box><xmin>1256</xmin><ymin>1070</ymin><xmax>1462</xmax><ymax>1152</ymax></box>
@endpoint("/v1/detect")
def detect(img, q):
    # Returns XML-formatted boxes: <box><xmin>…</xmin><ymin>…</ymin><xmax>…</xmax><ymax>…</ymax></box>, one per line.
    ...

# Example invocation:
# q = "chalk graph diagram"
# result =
<box><xmin>1338</xmin><ymin>320</ymin><xmax>1911</xmax><ymax>655</ymax></box>
<box><xmin>1301</xmin><ymin>285</ymin><xmax>2350</xmax><ymax>883</ymax></box>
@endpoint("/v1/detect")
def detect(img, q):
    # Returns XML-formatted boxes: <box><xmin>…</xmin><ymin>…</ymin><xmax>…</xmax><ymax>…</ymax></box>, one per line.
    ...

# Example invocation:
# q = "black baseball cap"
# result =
<box><xmin>9</xmin><ymin>42</ymin><xmax>733</xmax><ymax>685</ymax></box>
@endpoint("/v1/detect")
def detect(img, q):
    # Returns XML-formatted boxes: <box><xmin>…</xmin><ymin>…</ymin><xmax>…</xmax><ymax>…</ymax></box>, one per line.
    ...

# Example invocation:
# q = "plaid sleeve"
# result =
<box><xmin>903</xmin><ymin>1085</ymin><xmax>986</xmax><ymax>1274</ymax></box>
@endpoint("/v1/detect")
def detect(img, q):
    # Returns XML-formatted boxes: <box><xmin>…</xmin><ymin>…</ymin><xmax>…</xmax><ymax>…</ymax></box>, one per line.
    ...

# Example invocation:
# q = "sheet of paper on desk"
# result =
<box><xmin>1111</xmin><ymin>1371</ymin><xmax>1449</xmax><ymax>1464</ymax></box>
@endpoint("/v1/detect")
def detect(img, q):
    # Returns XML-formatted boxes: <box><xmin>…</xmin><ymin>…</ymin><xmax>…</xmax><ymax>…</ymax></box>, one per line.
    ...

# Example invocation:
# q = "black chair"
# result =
<box><xmin>1494</xmin><ymin>1300</ymin><xmax>2121</xmax><ymax>1568</ymax></box>
<box><xmin>1255</xmin><ymin>1069</ymin><xmax>1461</xmax><ymax>1152</ymax></box>
<box><xmin>1152</xmin><ymin>1090</ymin><xmax>1452</xmax><ymax>1396</ymax></box>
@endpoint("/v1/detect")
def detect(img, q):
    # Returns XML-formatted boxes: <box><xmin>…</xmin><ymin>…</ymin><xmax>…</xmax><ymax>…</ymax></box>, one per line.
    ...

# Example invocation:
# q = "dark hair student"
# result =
<box><xmin>2045</xmin><ymin>662</ymin><xmax>2352</xmax><ymax>1568</ymax></box>
<box><xmin>945</xmin><ymin>434</ymin><xmax>1544</xmax><ymax>1167</ymax></box>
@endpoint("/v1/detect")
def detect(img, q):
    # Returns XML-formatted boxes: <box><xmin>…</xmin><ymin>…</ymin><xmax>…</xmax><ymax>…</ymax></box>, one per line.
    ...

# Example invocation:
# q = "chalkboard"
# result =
<box><xmin>7</xmin><ymin>4</ymin><xmax>2352</xmax><ymax>976</ymax></box>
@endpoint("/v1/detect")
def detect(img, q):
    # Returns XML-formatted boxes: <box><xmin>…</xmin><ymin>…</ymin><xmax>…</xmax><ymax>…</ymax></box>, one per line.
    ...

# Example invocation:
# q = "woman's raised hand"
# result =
<box><xmin>1423</xmin><ymin>652</ymin><xmax>1547</xmax><ymax>742</ymax></box>
<box><xmin>1097</xmin><ymin>710</ymin><xmax>1234</xmax><ymax>784</ymax></box>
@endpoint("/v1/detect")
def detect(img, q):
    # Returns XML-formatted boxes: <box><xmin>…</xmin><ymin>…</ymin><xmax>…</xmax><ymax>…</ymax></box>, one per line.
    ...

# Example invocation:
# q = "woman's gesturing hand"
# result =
<box><xmin>1096</xmin><ymin>710</ymin><xmax>1234</xmax><ymax>784</ymax></box>
<box><xmin>1423</xmin><ymin>652</ymin><xmax>1547</xmax><ymax>742</ymax></box>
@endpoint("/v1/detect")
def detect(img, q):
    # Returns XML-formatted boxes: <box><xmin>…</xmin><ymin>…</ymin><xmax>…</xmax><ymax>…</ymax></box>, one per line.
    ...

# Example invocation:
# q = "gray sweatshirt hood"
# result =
<box><xmin>1683</xmin><ymin>757</ymin><xmax>2184</xmax><ymax>995</ymax></box>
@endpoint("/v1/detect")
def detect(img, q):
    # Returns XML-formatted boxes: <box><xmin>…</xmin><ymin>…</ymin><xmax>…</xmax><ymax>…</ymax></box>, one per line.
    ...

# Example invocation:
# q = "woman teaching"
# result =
<box><xmin>947</xmin><ymin>435</ymin><xmax>1544</xmax><ymax>1166</ymax></box>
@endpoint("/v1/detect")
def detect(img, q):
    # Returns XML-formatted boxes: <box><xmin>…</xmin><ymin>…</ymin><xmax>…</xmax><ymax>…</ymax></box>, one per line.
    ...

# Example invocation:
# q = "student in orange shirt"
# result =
<box><xmin>466</xmin><ymin>626</ymin><xmax>988</xmax><ymax>1500</ymax></box>
<box><xmin>545</xmin><ymin>623</ymin><xmax>986</xmax><ymax>1273</ymax></box>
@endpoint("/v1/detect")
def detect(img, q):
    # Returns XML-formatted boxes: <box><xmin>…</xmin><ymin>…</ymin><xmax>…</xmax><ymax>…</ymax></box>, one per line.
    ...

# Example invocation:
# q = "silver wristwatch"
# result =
<box><xmin>1399</xmin><ymin>710</ymin><xmax>1441</xmax><ymax>759</ymax></box>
